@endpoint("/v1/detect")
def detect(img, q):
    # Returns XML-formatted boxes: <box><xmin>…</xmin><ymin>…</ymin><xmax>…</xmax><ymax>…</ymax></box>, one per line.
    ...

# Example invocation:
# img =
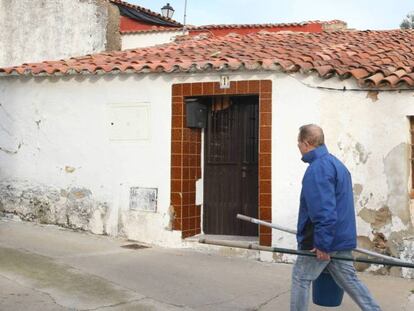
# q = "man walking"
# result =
<box><xmin>290</xmin><ymin>124</ymin><xmax>381</xmax><ymax>311</ymax></box>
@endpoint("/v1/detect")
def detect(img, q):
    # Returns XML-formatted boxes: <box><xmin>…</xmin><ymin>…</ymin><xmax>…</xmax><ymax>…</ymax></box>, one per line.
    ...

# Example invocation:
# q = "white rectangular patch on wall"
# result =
<box><xmin>107</xmin><ymin>103</ymin><xmax>150</xmax><ymax>141</ymax></box>
<box><xmin>196</xmin><ymin>178</ymin><xmax>203</xmax><ymax>205</ymax></box>
<box><xmin>129</xmin><ymin>187</ymin><xmax>158</xmax><ymax>212</ymax></box>
<box><xmin>220</xmin><ymin>75</ymin><xmax>230</xmax><ymax>89</ymax></box>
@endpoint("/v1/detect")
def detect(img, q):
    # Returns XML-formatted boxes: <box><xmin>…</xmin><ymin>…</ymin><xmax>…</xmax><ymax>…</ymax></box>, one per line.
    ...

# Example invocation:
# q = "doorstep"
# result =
<box><xmin>183</xmin><ymin>234</ymin><xmax>261</xmax><ymax>260</ymax></box>
<box><xmin>185</xmin><ymin>234</ymin><xmax>259</xmax><ymax>243</ymax></box>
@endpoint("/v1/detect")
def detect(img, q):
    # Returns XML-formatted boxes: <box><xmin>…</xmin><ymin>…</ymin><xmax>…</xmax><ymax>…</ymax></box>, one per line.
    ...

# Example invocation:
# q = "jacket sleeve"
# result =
<box><xmin>302</xmin><ymin>162</ymin><xmax>337</xmax><ymax>252</ymax></box>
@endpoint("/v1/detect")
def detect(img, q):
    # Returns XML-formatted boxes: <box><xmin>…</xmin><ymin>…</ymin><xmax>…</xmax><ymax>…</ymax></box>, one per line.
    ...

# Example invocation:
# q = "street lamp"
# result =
<box><xmin>161</xmin><ymin>3</ymin><xmax>175</xmax><ymax>19</ymax></box>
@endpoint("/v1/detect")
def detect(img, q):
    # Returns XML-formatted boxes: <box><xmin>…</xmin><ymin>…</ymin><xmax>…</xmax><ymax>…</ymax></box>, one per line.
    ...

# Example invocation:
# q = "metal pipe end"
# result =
<box><xmin>237</xmin><ymin>214</ymin><xmax>250</xmax><ymax>220</ymax></box>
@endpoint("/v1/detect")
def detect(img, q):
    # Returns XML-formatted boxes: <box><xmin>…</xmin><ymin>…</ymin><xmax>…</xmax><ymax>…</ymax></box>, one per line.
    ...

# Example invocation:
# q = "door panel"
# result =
<box><xmin>204</xmin><ymin>96</ymin><xmax>258</xmax><ymax>236</ymax></box>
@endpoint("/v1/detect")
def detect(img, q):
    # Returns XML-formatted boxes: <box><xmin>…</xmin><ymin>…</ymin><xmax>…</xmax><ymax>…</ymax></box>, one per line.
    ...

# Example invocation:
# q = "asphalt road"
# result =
<box><xmin>0</xmin><ymin>219</ymin><xmax>413</xmax><ymax>310</ymax></box>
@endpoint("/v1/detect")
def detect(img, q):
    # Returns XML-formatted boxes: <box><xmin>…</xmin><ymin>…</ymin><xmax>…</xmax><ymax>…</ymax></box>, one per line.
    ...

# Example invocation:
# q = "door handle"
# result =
<box><xmin>241</xmin><ymin>166</ymin><xmax>247</xmax><ymax>177</ymax></box>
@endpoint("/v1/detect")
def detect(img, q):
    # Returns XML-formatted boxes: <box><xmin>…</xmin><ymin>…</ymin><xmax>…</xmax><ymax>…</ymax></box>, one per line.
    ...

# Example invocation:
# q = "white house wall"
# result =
<box><xmin>0</xmin><ymin>74</ymin><xmax>180</xmax><ymax>246</ymax></box>
<box><xmin>0</xmin><ymin>71</ymin><xmax>413</xmax><ymax>273</ymax></box>
<box><xmin>121</xmin><ymin>31</ymin><xmax>183</xmax><ymax>49</ymax></box>
<box><xmin>0</xmin><ymin>0</ymin><xmax>121</xmax><ymax>68</ymax></box>
<box><xmin>271</xmin><ymin>73</ymin><xmax>414</xmax><ymax>277</ymax></box>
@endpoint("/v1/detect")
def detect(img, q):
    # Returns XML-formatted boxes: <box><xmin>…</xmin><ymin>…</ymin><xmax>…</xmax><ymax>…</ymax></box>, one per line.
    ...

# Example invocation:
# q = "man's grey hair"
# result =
<box><xmin>298</xmin><ymin>124</ymin><xmax>325</xmax><ymax>147</ymax></box>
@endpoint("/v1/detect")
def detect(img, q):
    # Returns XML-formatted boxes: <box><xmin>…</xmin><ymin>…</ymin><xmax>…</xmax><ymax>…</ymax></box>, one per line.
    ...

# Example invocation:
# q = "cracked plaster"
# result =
<box><xmin>0</xmin><ymin>181</ymin><xmax>108</xmax><ymax>234</ymax></box>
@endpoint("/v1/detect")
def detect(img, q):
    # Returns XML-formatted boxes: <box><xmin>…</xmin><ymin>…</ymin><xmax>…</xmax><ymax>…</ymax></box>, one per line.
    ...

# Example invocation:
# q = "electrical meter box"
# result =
<box><xmin>185</xmin><ymin>98</ymin><xmax>207</xmax><ymax>128</ymax></box>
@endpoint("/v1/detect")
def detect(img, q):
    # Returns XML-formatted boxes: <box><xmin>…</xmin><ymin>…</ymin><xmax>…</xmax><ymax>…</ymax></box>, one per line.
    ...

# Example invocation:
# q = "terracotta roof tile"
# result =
<box><xmin>314</xmin><ymin>65</ymin><xmax>335</xmax><ymax>77</ymax></box>
<box><xmin>399</xmin><ymin>76</ymin><xmax>414</xmax><ymax>86</ymax></box>
<box><xmin>121</xmin><ymin>26</ymin><xmax>182</xmax><ymax>34</ymax></box>
<box><xmin>365</xmin><ymin>72</ymin><xmax>385</xmax><ymax>86</ymax></box>
<box><xmin>298</xmin><ymin>62</ymin><xmax>314</xmax><ymax>72</ymax></box>
<box><xmin>380</xmin><ymin>75</ymin><xmax>400</xmax><ymax>86</ymax></box>
<box><xmin>2</xmin><ymin>30</ymin><xmax>414</xmax><ymax>88</ymax></box>
<box><xmin>350</xmin><ymin>68</ymin><xmax>370</xmax><ymax>79</ymax></box>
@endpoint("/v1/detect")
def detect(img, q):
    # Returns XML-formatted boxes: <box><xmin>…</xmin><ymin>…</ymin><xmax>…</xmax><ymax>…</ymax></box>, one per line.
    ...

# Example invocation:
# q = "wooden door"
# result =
<box><xmin>203</xmin><ymin>96</ymin><xmax>258</xmax><ymax>236</ymax></box>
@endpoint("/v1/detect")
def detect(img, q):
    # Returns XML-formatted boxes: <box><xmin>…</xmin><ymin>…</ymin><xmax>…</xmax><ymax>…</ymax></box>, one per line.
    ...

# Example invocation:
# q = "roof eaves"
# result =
<box><xmin>2</xmin><ymin>30</ymin><xmax>414</xmax><ymax>89</ymax></box>
<box><xmin>110</xmin><ymin>0</ymin><xmax>182</xmax><ymax>26</ymax></box>
<box><xmin>121</xmin><ymin>28</ymin><xmax>184</xmax><ymax>34</ymax></box>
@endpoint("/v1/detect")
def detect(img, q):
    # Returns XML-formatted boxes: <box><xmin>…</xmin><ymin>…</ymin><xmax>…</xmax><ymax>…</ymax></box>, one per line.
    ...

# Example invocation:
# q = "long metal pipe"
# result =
<box><xmin>199</xmin><ymin>238</ymin><xmax>414</xmax><ymax>269</ymax></box>
<box><xmin>236</xmin><ymin>214</ymin><xmax>410</xmax><ymax>265</ymax></box>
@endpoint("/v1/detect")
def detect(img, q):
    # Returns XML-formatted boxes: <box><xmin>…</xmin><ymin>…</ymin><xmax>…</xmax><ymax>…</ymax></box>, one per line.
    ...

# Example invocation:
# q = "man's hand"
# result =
<box><xmin>311</xmin><ymin>248</ymin><xmax>331</xmax><ymax>261</ymax></box>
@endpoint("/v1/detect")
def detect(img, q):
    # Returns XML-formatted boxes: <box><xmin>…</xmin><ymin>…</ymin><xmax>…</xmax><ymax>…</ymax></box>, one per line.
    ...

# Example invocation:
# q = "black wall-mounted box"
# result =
<box><xmin>185</xmin><ymin>98</ymin><xmax>207</xmax><ymax>128</ymax></box>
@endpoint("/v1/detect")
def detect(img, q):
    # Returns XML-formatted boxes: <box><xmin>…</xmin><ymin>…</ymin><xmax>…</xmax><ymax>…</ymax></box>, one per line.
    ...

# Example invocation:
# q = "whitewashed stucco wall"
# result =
<box><xmin>0</xmin><ymin>74</ymin><xmax>180</xmax><ymax>246</ymax></box>
<box><xmin>0</xmin><ymin>0</ymin><xmax>120</xmax><ymax>68</ymax></box>
<box><xmin>271</xmin><ymin>73</ymin><xmax>414</xmax><ymax>276</ymax></box>
<box><xmin>121</xmin><ymin>31</ymin><xmax>183</xmax><ymax>49</ymax></box>
<box><xmin>0</xmin><ymin>71</ymin><xmax>413</xmax><ymax>271</ymax></box>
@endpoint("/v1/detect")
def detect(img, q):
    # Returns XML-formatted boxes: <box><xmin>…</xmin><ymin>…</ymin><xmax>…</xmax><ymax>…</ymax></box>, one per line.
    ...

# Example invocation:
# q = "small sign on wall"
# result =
<box><xmin>129</xmin><ymin>187</ymin><xmax>158</xmax><ymax>212</ymax></box>
<box><xmin>107</xmin><ymin>103</ymin><xmax>150</xmax><ymax>141</ymax></box>
<box><xmin>220</xmin><ymin>75</ymin><xmax>230</xmax><ymax>89</ymax></box>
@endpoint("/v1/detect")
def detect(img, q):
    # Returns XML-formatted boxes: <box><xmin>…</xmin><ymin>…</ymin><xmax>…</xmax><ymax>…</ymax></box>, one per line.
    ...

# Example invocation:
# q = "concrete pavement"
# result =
<box><xmin>0</xmin><ymin>218</ymin><xmax>413</xmax><ymax>310</ymax></box>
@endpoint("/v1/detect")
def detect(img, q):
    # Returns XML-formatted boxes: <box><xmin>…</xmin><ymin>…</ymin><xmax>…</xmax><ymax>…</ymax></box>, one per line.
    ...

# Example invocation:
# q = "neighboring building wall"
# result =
<box><xmin>189</xmin><ymin>24</ymin><xmax>322</xmax><ymax>37</ymax></box>
<box><xmin>121</xmin><ymin>31</ymin><xmax>183</xmax><ymax>49</ymax></box>
<box><xmin>119</xmin><ymin>16</ymin><xmax>180</xmax><ymax>32</ymax></box>
<box><xmin>120</xmin><ymin>16</ymin><xmax>150</xmax><ymax>32</ymax></box>
<box><xmin>188</xmin><ymin>21</ymin><xmax>347</xmax><ymax>37</ymax></box>
<box><xmin>0</xmin><ymin>0</ymin><xmax>121</xmax><ymax>67</ymax></box>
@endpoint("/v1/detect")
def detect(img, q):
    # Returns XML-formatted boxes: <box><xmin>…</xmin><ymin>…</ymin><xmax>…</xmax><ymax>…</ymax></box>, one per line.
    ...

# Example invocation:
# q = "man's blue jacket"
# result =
<box><xmin>297</xmin><ymin>144</ymin><xmax>357</xmax><ymax>252</ymax></box>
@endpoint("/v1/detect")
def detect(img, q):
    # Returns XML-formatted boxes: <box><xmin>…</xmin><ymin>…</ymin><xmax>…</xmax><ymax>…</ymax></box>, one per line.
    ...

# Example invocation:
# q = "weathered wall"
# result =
<box><xmin>0</xmin><ymin>0</ymin><xmax>121</xmax><ymax>68</ymax></box>
<box><xmin>271</xmin><ymin>73</ymin><xmax>414</xmax><ymax>278</ymax></box>
<box><xmin>121</xmin><ymin>31</ymin><xmax>183</xmax><ymax>49</ymax></box>
<box><xmin>0</xmin><ymin>181</ymin><xmax>108</xmax><ymax>234</ymax></box>
<box><xmin>0</xmin><ymin>74</ymin><xmax>180</xmax><ymax>246</ymax></box>
<box><xmin>0</xmin><ymin>70</ymin><xmax>413</xmax><ymax>276</ymax></box>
